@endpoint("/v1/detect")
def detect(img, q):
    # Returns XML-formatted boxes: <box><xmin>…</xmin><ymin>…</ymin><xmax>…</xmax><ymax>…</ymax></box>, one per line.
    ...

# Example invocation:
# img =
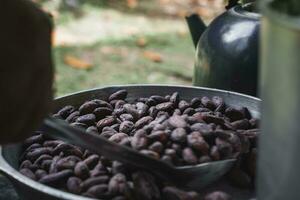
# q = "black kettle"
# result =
<box><xmin>186</xmin><ymin>3</ymin><xmax>260</xmax><ymax>96</ymax></box>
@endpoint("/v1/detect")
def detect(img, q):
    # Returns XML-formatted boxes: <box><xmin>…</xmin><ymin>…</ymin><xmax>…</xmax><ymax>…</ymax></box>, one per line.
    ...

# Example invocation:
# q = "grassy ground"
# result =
<box><xmin>41</xmin><ymin>0</ymin><xmax>214</xmax><ymax>96</ymax></box>
<box><xmin>54</xmin><ymin>33</ymin><xmax>195</xmax><ymax>96</ymax></box>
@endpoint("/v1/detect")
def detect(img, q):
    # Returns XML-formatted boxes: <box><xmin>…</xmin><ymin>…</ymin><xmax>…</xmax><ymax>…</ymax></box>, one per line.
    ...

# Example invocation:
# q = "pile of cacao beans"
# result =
<box><xmin>19</xmin><ymin>90</ymin><xmax>259</xmax><ymax>200</ymax></box>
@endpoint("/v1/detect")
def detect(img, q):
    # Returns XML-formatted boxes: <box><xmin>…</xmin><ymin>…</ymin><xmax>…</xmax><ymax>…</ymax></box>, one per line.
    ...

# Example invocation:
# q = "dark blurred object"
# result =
<box><xmin>258</xmin><ymin>0</ymin><xmax>300</xmax><ymax>199</ymax></box>
<box><xmin>0</xmin><ymin>176</ymin><xmax>19</xmax><ymax>200</ymax></box>
<box><xmin>186</xmin><ymin>2</ymin><xmax>260</xmax><ymax>96</ymax></box>
<box><xmin>226</xmin><ymin>0</ymin><xmax>240</xmax><ymax>10</ymax></box>
<box><xmin>0</xmin><ymin>0</ymin><xmax>54</xmax><ymax>144</ymax></box>
<box><xmin>271</xmin><ymin>0</ymin><xmax>300</xmax><ymax>15</ymax></box>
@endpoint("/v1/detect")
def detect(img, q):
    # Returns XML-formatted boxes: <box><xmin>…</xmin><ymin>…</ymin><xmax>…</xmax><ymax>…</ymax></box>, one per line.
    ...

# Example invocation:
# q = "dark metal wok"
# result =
<box><xmin>0</xmin><ymin>85</ymin><xmax>260</xmax><ymax>200</ymax></box>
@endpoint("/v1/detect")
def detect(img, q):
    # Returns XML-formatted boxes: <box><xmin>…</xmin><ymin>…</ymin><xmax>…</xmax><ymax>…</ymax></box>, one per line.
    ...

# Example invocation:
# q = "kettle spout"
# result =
<box><xmin>185</xmin><ymin>14</ymin><xmax>207</xmax><ymax>48</ymax></box>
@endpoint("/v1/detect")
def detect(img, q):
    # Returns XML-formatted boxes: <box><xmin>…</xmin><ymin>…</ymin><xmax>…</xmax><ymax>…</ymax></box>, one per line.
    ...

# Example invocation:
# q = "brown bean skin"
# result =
<box><xmin>150</xmin><ymin>95</ymin><xmax>167</xmax><ymax>104</ymax></box>
<box><xmin>41</xmin><ymin>160</ymin><xmax>52</xmax><ymax>171</ymax></box>
<box><xmin>92</xmin><ymin>99</ymin><xmax>113</xmax><ymax>109</ymax></box>
<box><xmin>53</xmin><ymin>143</ymin><xmax>83</xmax><ymax>158</ymax></box>
<box><xmin>24</xmin><ymin>143</ymin><xmax>43</xmax><ymax>152</ymax></box>
<box><xmin>97</xmin><ymin>116</ymin><xmax>116</xmax><ymax>131</ymax></box>
<box><xmin>33</xmin><ymin>154</ymin><xmax>52</xmax><ymax>165</ymax></box>
<box><xmin>56</xmin><ymin>106</ymin><xmax>75</xmax><ymax>119</ymax></box>
<box><xmin>85</xmin><ymin>184</ymin><xmax>109</xmax><ymax>199</ymax></box>
<box><xmin>131</xmin><ymin>133</ymin><xmax>149</xmax><ymax>150</ymax></box>
<box><xmin>39</xmin><ymin>169</ymin><xmax>73</xmax><ymax>186</ymax></box>
<box><xmin>74</xmin><ymin>162</ymin><xmax>90</xmax><ymax>179</ymax></box>
<box><xmin>182</xmin><ymin>148</ymin><xmax>198</xmax><ymax>165</ymax></box>
<box><xmin>204</xmin><ymin>191</ymin><xmax>232</xmax><ymax>200</ymax></box>
<box><xmin>162</xmin><ymin>186</ymin><xmax>199</xmax><ymax>200</ymax></box>
<box><xmin>148</xmin><ymin>131</ymin><xmax>168</xmax><ymax>144</ymax></box>
<box><xmin>76</xmin><ymin>114</ymin><xmax>96</xmax><ymax>126</ymax></box>
<box><xmin>119</xmin><ymin>113</ymin><xmax>134</xmax><ymax>122</ymax></box>
<box><xmin>90</xmin><ymin>163</ymin><xmax>108</xmax><ymax>177</ymax></box>
<box><xmin>20</xmin><ymin>168</ymin><xmax>37</xmax><ymax>180</ymax></box>
<box><xmin>135</xmin><ymin>116</ymin><xmax>153</xmax><ymax>129</ymax></box>
<box><xmin>170</xmin><ymin>128</ymin><xmax>187</xmax><ymax>143</ymax></box>
<box><xmin>79</xmin><ymin>101</ymin><xmax>99</xmax><ymax>115</ymax></box>
<box><xmin>178</xmin><ymin>100</ymin><xmax>190</xmax><ymax>112</ymax></box>
<box><xmin>119</xmin><ymin>121</ymin><xmax>134</xmax><ymax>134</ymax></box>
<box><xmin>94</xmin><ymin>107</ymin><xmax>113</xmax><ymax>120</ymax></box>
<box><xmin>215</xmin><ymin>138</ymin><xmax>233</xmax><ymax>158</ymax></box>
<box><xmin>109</xmin><ymin>133</ymin><xmax>129</xmax><ymax>144</ymax></box>
<box><xmin>26</xmin><ymin>147</ymin><xmax>53</xmax><ymax>161</ymax></box>
<box><xmin>225</xmin><ymin>107</ymin><xmax>245</xmax><ymax>122</ymax></box>
<box><xmin>23</xmin><ymin>134</ymin><xmax>44</xmax><ymax>147</ymax></box>
<box><xmin>156</xmin><ymin>102</ymin><xmax>173</xmax><ymax>112</ymax></box>
<box><xmin>83</xmin><ymin>154</ymin><xmax>100</xmax><ymax>169</ymax></box>
<box><xmin>123</xmin><ymin>104</ymin><xmax>139</xmax><ymax>121</ymax></box>
<box><xmin>43</xmin><ymin>140</ymin><xmax>63</xmax><ymax>148</ymax></box>
<box><xmin>81</xmin><ymin>176</ymin><xmax>110</xmax><ymax>191</ymax></box>
<box><xmin>231</xmin><ymin>119</ymin><xmax>250</xmax><ymax>130</ymax></box>
<box><xmin>136</xmin><ymin>102</ymin><xmax>149</xmax><ymax>118</ymax></box>
<box><xmin>67</xmin><ymin>177</ymin><xmax>82</xmax><ymax>194</ymax></box>
<box><xmin>56</xmin><ymin>156</ymin><xmax>81</xmax><ymax>171</ymax></box>
<box><xmin>109</xmin><ymin>90</ymin><xmax>128</xmax><ymax>101</ymax></box>
<box><xmin>66</xmin><ymin>111</ymin><xmax>80</xmax><ymax>123</ymax></box>
<box><xmin>202</xmin><ymin>114</ymin><xmax>225</xmax><ymax>125</ymax></box>
<box><xmin>190</xmin><ymin>97</ymin><xmax>202</xmax><ymax>108</ymax></box>
<box><xmin>148</xmin><ymin>141</ymin><xmax>164</xmax><ymax>154</ymax></box>
<box><xmin>20</xmin><ymin>160</ymin><xmax>33</xmax><ymax>169</ymax></box>
<box><xmin>170</xmin><ymin>92</ymin><xmax>179</xmax><ymax>106</ymax></box>
<box><xmin>35</xmin><ymin>169</ymin><xmax>48</xmax><ymax>180</ymax></box>
<box><xmin>132</xmin><ymin>171</ymin><xmax>161</xmax><ymax>200</ymax></box>
<box><xmin>201</xmin><ymin>97</ymin><xmax>216</xmax><ymax>110</ymax></box>
<box><xmin>108</xmin><ymin>173</ymin><xmax>128</xmax><ymax>195</ymax></box>
<box><xmin>187</xmin><ymin>132</ymin><xmax>209</xmax><ymax>155</ymax></box>
<box><xmin>210</xmin><ymin>146</ymin><xmax>220</xmax><ymax>161</ymax></box>
<box><xmin>168</xmin><ymin>115</ymin><xmax>187</xmax><ymax>128</ymax></box>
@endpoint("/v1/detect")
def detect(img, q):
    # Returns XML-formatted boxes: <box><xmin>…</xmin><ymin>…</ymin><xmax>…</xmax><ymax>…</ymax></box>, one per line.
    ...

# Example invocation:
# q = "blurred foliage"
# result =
<box><xmin>31</xmin><ymin>0</ymin><xmax>225</xmax><ymax>96</ymax></box>
<box><xmin>35</xmin><ymin>0</ymin><xmax>225</xmax><ymax>20</ymax></box>
<box><xmin>54</xmin><ymin>33</ymin><xmax>194</xmax><ymax>96</ymax></box>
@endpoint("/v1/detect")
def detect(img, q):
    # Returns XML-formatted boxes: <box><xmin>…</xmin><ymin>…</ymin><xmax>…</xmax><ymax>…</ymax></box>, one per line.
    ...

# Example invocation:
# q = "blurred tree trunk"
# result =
<box><xmin>0</xmin><ymin>0</ymin><xmax>54</xmax><ymax>144</ymax></box>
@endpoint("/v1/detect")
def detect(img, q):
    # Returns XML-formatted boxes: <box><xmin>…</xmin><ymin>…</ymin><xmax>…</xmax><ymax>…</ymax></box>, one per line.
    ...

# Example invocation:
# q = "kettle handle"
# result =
<box><xmin>185</xmin><ymin>14</ymin><xmax>207</xmax><ymax>48</ymax></box>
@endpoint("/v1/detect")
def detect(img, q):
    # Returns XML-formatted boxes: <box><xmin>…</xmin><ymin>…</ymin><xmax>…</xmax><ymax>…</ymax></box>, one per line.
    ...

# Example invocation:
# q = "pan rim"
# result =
<box><xmin>55</xmin><ymin>84</ymin><xmax>261</xmax><ymax>102</ymax></box>
<box><xmin>0</xmin><ymin>84</ymin><xmax>261</xmax><ymax>200</ymax></box>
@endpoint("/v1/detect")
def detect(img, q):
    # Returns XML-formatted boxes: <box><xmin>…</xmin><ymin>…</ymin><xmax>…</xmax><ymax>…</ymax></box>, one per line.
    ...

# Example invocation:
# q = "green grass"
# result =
<box><xmin>54</xmin><ymin>33</ymin><xmax>195</xmax><ymax>97</ymax></box>
<box><xmin>40</xmin><ymin>0</ymin><xmax>196</xmax><ymax>97</ymax></box>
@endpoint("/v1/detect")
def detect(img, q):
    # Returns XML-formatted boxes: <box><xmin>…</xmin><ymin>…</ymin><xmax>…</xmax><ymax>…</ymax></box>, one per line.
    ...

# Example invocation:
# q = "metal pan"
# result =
<box><xmin>0</xmin><ymin>85</ymin><xmax>260</xmax><ymax>200</ymax></box>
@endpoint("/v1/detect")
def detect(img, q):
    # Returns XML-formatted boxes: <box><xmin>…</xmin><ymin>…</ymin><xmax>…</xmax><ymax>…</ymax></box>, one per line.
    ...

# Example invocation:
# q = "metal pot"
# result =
<box><xmin>186</xmin><ymin>3</ymin><xmax>261</xmax><ymax>96</ymax></box>
<box><xmin>0</xmin><ymin>85</ymin><xmax>260</xmax><ymax>200</ymax></box>
<box><xmin>258</xmin><ymin>0</ymin><xmax>300</xmax><ymax>199</ymax></box>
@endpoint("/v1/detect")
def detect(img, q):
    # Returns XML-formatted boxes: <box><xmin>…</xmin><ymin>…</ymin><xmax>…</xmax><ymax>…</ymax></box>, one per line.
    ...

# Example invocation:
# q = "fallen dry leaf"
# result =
<box><xmin>176</xmin><ymin>9</ymin><xmax>188</xmax><ymax>18</ymax></box>
<box><xmin>64</xmin><ymin>55</ymin><xmax>92</xmax><ymax>69</ymax></box>
<box><xmin>143</xmin><ymin>51</ymin><xmax>163</xmax><ymax>63</ymax></box>
<box><xmin>136</xmin><ymin>37</ymin><xmax>147</xmax><ymax>47</ymax></box>
<box><xmin>100</xmin><ymin>46</ymin><xmax>118</xmax><ymax>55</ymax></box>
<box><xmin>127</xmin><ymin>0</ymin><xmax>138</xmax><ymax>8</ymax></box>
